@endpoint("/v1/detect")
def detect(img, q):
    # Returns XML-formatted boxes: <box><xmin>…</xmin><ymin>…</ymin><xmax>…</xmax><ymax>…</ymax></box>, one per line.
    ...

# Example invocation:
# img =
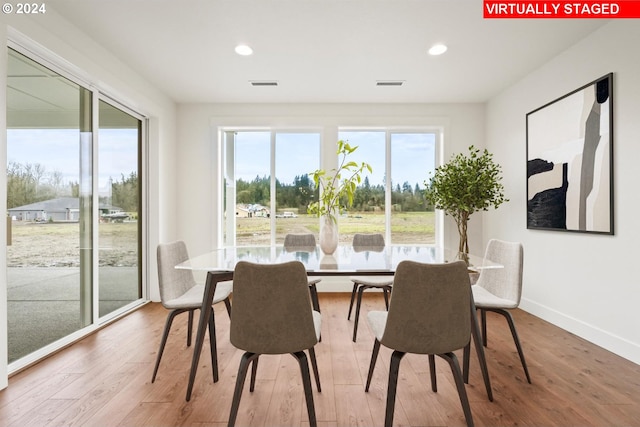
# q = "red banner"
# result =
<box><xmin>484</xmin><ymin>1</ymin><xmax>640</xmax><ymax>18</ymax></box>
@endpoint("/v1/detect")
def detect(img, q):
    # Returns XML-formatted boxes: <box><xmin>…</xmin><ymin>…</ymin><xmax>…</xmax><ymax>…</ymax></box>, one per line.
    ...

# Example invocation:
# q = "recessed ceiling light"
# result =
<box><xmin>428</xmin><ymin>44</ymin><xmax>448</xmax><ymax>56</ymax></box>
<box><xmin>235</xmin><ymin>44</ymin><xmax>253</xmax><ymax>56</ymax></box>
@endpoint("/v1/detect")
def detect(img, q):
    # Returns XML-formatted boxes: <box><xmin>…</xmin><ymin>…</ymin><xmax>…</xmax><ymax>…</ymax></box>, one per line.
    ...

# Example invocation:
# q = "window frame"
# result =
<box><xmin>220</xmin><ymin>125</ymin><xmax>443</xmax><ymax>247</ymax></box>
<box><xmin>221</xmin><ymin>128</ymin><xmax>323</xmax><ymax>247</ymax></box>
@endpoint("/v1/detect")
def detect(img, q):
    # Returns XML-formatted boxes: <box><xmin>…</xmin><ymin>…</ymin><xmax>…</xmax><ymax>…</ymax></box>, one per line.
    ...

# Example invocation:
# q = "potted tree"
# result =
<box><xmin>308</xmin><ymin>140</ymin><xmax>372</xmax><ymax>254</ymax></box>
<box><xmin>423</xmin><ymin>145</ymin><xmax>507</xmax><ymax>258</ymax></box>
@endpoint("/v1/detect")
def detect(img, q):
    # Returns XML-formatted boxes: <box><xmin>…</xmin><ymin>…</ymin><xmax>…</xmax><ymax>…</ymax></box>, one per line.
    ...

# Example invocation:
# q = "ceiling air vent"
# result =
<box><xmin>250</xmin><ymin>80</ymin><xmax>278</xmax><ymax>86</ymax></box>
<box><xmin>376</xmin><ymin>80</ymin><xmax>404</xmax><ymax>86</ymax></box>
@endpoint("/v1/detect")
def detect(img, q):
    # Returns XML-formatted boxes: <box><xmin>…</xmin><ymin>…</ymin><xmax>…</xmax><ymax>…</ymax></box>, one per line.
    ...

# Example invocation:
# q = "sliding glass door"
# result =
<box><xmin>6</xmin><ymin>48</ymin><xmax>144</xmax><ymax>366</ymax></box>
<box><xmin>98</xmin><ymin>100</ymin><xmax>142</xmax><ymax>317</ymax></box>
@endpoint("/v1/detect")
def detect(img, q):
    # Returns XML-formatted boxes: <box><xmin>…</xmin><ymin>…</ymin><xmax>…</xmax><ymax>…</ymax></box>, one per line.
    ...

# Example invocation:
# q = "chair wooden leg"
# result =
<box><xmin>347</xmin><ymin>283</ymin><xmax>359</xmax><ymax>319</ymax></box>
<box><xmin>308</xmin><ymin>347</ymin><xmax>322</xmax><ymax>392</ymax></box>
<box><xmin>385</xmin><ymin>350</ymin><xmax>406</xmax><ymax>427</ymax></box>
<box><xmin>383</xmin><ymin>287</ymin><xmax>390</xmax><ymax>310</ymax></box>
<box><xmin>491</xmin><ymin>308</ymin><xmax>532</xmax><ymax>384</ymax></box>
<box><xmin>469</xmin><ymin>299</ymin><xmax>493</xmax><ymax>401</ymax></box>
<box><xmin>152</xmin><ymin>308</ymin><xmax>186</xmax><ymax>383</ymax></box>
<box><xmin>309</xmin><ymin>284</ymin><xmax>321</xmax><ymax>313</ymax></box>
<box><xmin>365</xmin><ymin>339</ymin><xmax>381</xmax><ymax>392</ymax></box>
<box><xmin>249</xmin><ymin>356</ymin><xmax>259</xmax><ymax>392</ymax></box>
<box><xmin>463</xmin><ymin>309</ymin><xmax>478</xmax><ymax>384</ymax></box>
<box><xmin>429</xmin><ymin>354</ymin><xmax>437</xmax><ymax>392</ymax></box>
<box><xmin>187</xmin><ymin>309</ymin><xmax>194</xmax><ymax>347</ymax></box>
<box><xmin>352</xmin><ymin>286</ymin><xmax>367</xmax><ymax>342</ymax></box>
<box><xmin>228</xmin><ymin>352</ymin><xmax>259</xmax><ymax>427</ymax></box>
<box><xmin>224</xmin><ymin>297</ymin><xmax>232</xmax><ymax>318</ymax></box>
<box><xmin>292</xmin><ymin>351</ymin><xmax>317</xmax><ymax>427</ymax></box>
<box><xmin>462</xmin><ymin>342</ymin><xmax>470</xmax><ymax>384</ymax></box>
<box><xmin>439</xmin><ymin>352</ymin><xmax>474</xmax><ymax>427</ymax></box>
<box><xmin>208</xmin><ymin>309</ymin><xmax>219</xmax><ymax>383</ymax></box>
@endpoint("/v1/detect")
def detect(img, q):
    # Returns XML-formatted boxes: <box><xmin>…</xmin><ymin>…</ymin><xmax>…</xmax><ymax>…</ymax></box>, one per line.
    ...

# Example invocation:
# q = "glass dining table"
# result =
<box><xmin>176</xmin><ymin>244</ymin><xmax>501</xmax><ymax>402</ymax></box>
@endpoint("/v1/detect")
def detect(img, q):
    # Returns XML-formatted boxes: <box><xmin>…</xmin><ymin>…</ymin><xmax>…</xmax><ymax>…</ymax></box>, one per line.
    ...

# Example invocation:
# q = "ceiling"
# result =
<box><xmin>46</xmin><ymin>0</ymin><xmax>607</xmax><ymax>104</ymax></box>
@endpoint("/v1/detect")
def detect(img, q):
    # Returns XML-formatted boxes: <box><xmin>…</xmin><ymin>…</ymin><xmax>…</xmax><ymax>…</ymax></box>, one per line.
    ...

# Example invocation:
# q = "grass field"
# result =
<box><xmin>236</xmin><ymin>211</ymin><xmax>435</xmax><ymax>245</ymax></box>
<box><xmin>7</xmin><ymin>220</ymin><xmax>139</xmax><ymax>268</ymax></box>
<box><xmin>6</xmin><ymin>212</ymin><xmax>435</xmax><ymax>267</ymax></box>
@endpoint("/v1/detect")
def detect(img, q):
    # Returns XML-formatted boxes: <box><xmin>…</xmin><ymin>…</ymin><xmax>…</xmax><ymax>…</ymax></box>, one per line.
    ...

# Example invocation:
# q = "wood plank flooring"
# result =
<box><xmin>1</xmin><ymin>293</ymin><xmax>640</xmax><ymax>427</ymax></box>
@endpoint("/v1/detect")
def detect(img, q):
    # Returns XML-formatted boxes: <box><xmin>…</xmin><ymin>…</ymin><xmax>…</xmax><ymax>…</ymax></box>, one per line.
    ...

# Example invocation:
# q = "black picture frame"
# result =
<box><xmin>526</xmin><ymin>73</ymin><xmax>614</xmax><ymax>234</ymax></box>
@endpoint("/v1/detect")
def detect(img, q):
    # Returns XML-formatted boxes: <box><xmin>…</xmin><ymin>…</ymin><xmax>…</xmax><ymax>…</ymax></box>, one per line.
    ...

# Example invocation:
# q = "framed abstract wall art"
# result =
<box><xmin>526</xmin><ymin>73</ymin><xmax>614</xmax><ymax>234</ymax></box>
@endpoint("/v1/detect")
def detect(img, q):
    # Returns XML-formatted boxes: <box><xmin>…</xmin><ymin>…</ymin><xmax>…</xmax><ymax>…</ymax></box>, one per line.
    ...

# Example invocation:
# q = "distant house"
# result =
<box><xmin>8</xmin><ymin>197</ymin><xmax>124</xmax><ymax>222</ymax></box>
<box><xmin>235</xmin><ymin>205</ymin><xmax>251</xmax><ymax>218</ymax></box>
<box><xmin>235</xmin><ymin>204</ymin><xmax>270</xmax><ymax>218</ymax></box>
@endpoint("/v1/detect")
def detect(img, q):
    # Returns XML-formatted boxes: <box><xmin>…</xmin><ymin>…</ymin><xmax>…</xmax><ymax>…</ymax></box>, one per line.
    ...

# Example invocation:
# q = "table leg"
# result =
<box><xmin>186</xmin><ymin>270</ymin><xmax>234</xmax><ymax>401</ymax></box>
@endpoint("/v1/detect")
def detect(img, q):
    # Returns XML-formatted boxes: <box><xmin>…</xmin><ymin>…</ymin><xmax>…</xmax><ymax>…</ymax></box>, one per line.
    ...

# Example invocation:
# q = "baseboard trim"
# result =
<box><xmin>520</xmin><ymin>298</ymin><xmax>640</xmax><ymax>365</ymax></box>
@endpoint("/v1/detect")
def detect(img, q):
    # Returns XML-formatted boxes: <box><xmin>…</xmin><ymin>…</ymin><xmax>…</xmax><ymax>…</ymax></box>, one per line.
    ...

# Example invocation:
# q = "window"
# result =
<box><xmin>223</xmin><ymin>131</ymin><xmax>320</xmax><ymax>246</ymax></box>
<box><xmin>275</xmin><ymin>133</ymin><xmax>321</xmax><ymax>242</ymax></box>
<box><xmin>338</xmin><ymin>131</ymin><xmax>386</xmax><ymax>237</ymax></box>
<box><xmin>338</xmin><ymin>130</ymin><xmax>436</xmax><ymax>244</ymax></box>
<box><xmin>389</xmin><ymin>132</ymin><xmax>436</xmax><ymax>244</ymax></box>
<box><xmin>222</xmin><ymin>128</ymin><xmax>437</xmax><ymax>247</ymax></box>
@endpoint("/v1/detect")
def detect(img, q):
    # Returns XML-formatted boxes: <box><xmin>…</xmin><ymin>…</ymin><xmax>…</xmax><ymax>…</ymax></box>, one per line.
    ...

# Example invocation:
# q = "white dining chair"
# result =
<box><xmin>152</xmin><ymin>241</ymin><xmax>232</xmax><ymax>384</ymax></box>
<box><xmin>472</xmin><ymin>239</ymin><xmax>531</xmax><ymax>384</ymax></box>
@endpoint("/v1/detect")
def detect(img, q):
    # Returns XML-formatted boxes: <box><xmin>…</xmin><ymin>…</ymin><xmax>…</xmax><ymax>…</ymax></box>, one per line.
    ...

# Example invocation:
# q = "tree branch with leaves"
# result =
<box><xmin>423</xmin><ymin>145</ymin><xmax>508</xmax><ymax>254</ymax></box>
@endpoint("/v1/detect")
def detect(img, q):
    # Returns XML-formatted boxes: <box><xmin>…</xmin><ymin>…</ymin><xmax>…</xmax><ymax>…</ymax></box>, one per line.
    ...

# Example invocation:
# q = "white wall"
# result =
<box><xmin>485</xmin><ymin>21</ymin><xmax>640</xmax><ymax>364</ymax></box>
<box><xmin>176</xmin><ymin>103</ymin><xmax>486</xmax><ymax>285</ymax></box>
<box><xmin>0</xmin><ymin>11</ymin><xmax>177</xmax><ymax>387</ymax></box>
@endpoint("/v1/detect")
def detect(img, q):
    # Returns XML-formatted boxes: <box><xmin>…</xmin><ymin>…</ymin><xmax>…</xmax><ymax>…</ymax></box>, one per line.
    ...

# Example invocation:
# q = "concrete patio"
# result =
<box><xmin>7</xmin><ymin>267</ymin><xmax>140</xmax><ymax>363</ymax></box>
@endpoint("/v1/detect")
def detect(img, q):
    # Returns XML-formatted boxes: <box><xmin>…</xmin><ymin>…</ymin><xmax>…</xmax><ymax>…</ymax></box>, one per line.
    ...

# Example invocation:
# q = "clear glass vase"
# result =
<box><xmin>319</xmin><ymin>215</ymin><xmax>339</xmax><ymax>255</ymax></box>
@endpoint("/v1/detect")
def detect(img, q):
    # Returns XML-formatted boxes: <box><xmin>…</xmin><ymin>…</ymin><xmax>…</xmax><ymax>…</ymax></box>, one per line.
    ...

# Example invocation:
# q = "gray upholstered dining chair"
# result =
<box><xmin>228</xmin><ymin>260</ymin><xmax>322</xmax><ymax>427</ymax></box>
<box><xmin>284</xmin><ymin>233</ymin><xmax>322</xmax><ymax>312</ymax></box>
<box><xmin>152</xmin><ymin>241</ymin><xmax>232</xmax><ymax>383</ymax></box>
<box><xmin>348</xmin><ymin>233</ymin><xmax>393</xmax><ymax>341</ymax></box>
<box><xmin>472</xmin><ymin>239</ymin><xmax>531</xmax><ymax>384</ymax></box>
<box><xmin>365</xmin><ymin>260</ymin><xmax>474</xmax><ymax>427</ymax></box>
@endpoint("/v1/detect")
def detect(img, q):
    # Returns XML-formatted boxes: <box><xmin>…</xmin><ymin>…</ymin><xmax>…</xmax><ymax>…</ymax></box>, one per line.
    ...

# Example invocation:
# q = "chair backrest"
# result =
<box><xmin>157</xmin><ymin>241</ymin><xmax>198</xmax><ymax>306</ymax></box>
<box><xmin>230</xmin><ymin>261</ymin><xmax>318</xmax><ymax>354</ymax></box>
<box><xmin>476</xmin><ymin>239</ymin><xmax>524</xmax><ymax>306</ymax></box>
<box><xmin>352</xmin><ymin>233</ymin><xmax>385</xmax><ymax>250</ymax></box>
<box><xmin>283</xmin><ymin>233</ymin><xmax>317</xmax><ymax>251</ymax></box>
<box><xmin>381</xmin><ymin>260</ymin><xmax>471</xmax><ymax>355</ymax></box>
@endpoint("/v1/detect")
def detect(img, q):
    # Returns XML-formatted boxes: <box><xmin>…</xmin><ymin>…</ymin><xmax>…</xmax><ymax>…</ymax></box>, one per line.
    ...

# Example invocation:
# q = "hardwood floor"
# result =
<box><xmin>1</xmin><ymin>293</ymin><xmax>639</xmax><ymax>427</ymax></box>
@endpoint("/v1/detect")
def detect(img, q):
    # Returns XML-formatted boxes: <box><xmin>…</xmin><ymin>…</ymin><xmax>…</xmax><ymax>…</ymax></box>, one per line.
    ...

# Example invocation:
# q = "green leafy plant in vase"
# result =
<box><xmin>308</xmin><ymin>140</ymin><xmax>372</xmax><ymax>254</ymax></box>
<box><xmin>423</xmin><ymin>145</ymin><xmax>508</xmax><ymax>261</ymax></box>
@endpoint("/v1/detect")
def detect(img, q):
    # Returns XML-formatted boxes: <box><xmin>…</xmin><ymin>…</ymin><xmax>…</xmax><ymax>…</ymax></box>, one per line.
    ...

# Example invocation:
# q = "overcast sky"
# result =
<box><xmin>234</xmin><ymin>131</ymin><xmax>436</xmax><ymax>189</ymax></box>
<box><xmin>7</xmin><ymin>128</ymin><xmax>138</xmax><ymax>193</ymax></box>
<box><xmin>7</xmin><ymin>128</ymin><xmax>435</xmax><ymax>196</ymax></box>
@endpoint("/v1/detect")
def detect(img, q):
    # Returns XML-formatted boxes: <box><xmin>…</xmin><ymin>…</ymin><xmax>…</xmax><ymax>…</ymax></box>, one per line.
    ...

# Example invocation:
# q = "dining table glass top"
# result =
<box><xmin>176</xmin><ymin>244</ymin><xmax>500</xmax><ymax>274</ymax></box>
